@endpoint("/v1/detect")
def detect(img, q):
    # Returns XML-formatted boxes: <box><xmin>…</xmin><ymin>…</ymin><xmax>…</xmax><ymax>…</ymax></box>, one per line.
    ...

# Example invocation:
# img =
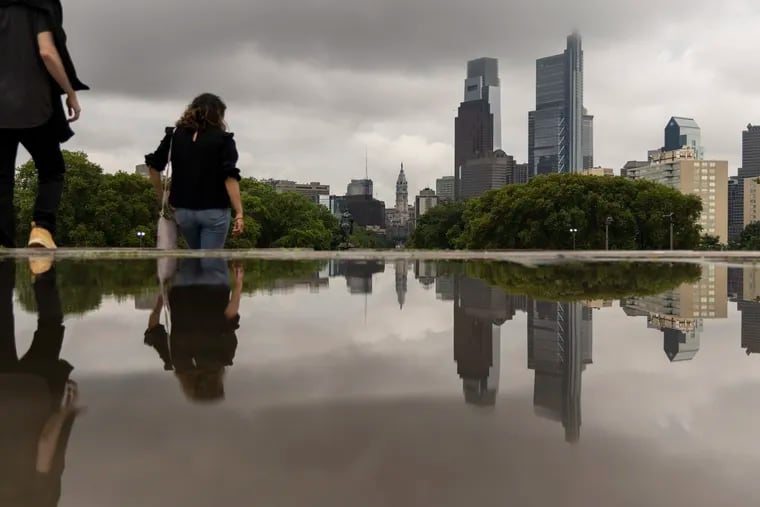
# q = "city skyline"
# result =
<box><xmin>34</xmin><ymin>0</ymin><xmax>760</xmax><ymax>204</ymax></box>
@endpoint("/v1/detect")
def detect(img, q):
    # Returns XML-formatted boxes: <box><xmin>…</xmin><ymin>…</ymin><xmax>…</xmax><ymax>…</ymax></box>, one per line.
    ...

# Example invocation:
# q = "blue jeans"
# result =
<box><xmin>173</xmin><ymin>258</ymin><xmax>230</xmax><ymax>288</ymax></box>
<box><xmin>174</xmin><ymin>208</ymin><xmax>230</xmax><ymax>250</ymax></box>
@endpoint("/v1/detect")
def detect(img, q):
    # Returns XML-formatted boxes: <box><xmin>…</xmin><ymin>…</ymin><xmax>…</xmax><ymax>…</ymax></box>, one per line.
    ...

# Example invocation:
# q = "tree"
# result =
<box><xmin>698</xmin><ymin>234</ymin><xmax>723</xmax><ymax>251</ymax></box>
<box><xmin>409</xmin><ymin>201</ymin><xmax>466</xmax><ymax>249</ymax></box>
<box><xmin>349</xmin><ymin>226</ymin><xmax>394</xmax><ymax>249</ymax></box>
<box><xmin>739</xmin><ymin>222</ymin><xmax>760</xmax><ymax>250</ymax></box>
<box><xmin>458</xmin><ymin>174</ymin><xmax>703</xmax><ymax>250</ymax></box>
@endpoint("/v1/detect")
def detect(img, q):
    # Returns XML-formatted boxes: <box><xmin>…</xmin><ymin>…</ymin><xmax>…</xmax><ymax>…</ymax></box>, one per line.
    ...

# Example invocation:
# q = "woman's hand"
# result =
<box><xmin>232</xmin><ymin>214</ymin><xmax>245</xmax><ymax>236</ymax></box>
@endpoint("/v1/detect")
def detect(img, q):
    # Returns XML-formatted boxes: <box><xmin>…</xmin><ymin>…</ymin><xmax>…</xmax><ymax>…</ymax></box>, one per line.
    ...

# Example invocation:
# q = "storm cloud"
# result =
<box><xmin>38</xmin><ymin>0</ymin><xmax>760</xmax><ymax>202</ymax></box>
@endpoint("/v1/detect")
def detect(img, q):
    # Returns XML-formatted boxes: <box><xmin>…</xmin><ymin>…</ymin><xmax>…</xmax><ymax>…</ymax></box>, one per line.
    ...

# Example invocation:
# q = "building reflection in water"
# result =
<box><xmin>527</xmin><ymin>300</ymin><xmax>593</xmax><ymax>444</ymax></box>
<box><xmin>736</xmin><ymin>265</ymin><xmax>760</xmax><ymax>355</ymax></box>
<box><xmin>0</xmin><ymin>260</ymin><xmax>80</xmax><ymax>507</ymax></box>
<box><xmin>395</xmin><ymin>259</ymin><xmax>408</xmax><ymax>309</ymax></box>
<box><xmin>621</xmin><ymin>264</ymin><xmax>727</xmax><ymax>363</ymax></box>
<box><xmin>414</xmin><ymin>260</ymin><xmax>436</xmax><ymax>290</ymax></box>
<box><xmin>329</xmin><ymin>260</ymin><xmax>385</xmax><ymax>295</ymax></box>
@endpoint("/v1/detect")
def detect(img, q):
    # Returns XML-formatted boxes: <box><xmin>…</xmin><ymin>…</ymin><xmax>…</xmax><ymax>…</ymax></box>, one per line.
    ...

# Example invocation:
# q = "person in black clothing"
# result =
<box><xmin>0</xmin><ymin>0</ymin><xmax>87</xmax><ymax>249</ymax></box>
<box><xmin>145</xmin><ymin>93</ymin><xmax>245</xmax><ymax>250</ymax></box>
<box><xmin>0</xmin><ymin>259</ymin><xmax>81</xmax><ymax>507</ymax></box>
<box><xmin>144</xmin><ymin>258</ymin><xmax>243</xmax><ymax>402</ymax></box>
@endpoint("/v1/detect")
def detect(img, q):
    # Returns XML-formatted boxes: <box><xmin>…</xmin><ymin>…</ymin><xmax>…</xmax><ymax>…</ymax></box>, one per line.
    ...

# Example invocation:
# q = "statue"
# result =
<box><xmin>338</xmin><ymin>210</ymin><xmax>354</xmax><ymax>250</ymax></box>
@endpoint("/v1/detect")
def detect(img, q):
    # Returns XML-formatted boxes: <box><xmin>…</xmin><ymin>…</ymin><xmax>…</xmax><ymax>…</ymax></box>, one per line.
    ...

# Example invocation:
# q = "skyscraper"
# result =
<box><xmin>528</xmin><ymin>32</ymin><xmax>589</xmax><ymax>177</ymax></box>
<box><xmin>436</xmin><ymin>176</ymin><xmax>455</xmax><ymax>202</ymax></box>
<box><xmin>730</xmin><ymin>124</ymin><xmax>760</xmax><ymax>242</ymax></box>
<box><xmin>395</xmin><ymin>164</ymin><xmax>409</xmax><ymax>226</ymax></box>
<box><xmin>582</xmin><ymin>109</ymin><xmax>594</xmax><ymax>169</ymax></box>
<box><xmin>664</xmin><ymin>117</ymin><xmax>704</xmax><ymax>159</ymax></box>
<box><xmin>454</xmin><ymin>57</ymin><xmax>501</xmax><ymax>198</ymax></box>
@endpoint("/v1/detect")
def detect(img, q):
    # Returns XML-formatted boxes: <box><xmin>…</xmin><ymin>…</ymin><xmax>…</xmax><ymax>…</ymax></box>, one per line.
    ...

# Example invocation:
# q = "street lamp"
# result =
<box><xmin>663</xmin><ymin>213</ymin><xmax>674</xmax><ymax>250</ymax></box>
<box><xmin>605</xmin><ymin>216</ymin><xmax>613</xmax><ymax>251</ymax></box>
<box><xmin>569</xmin><ymin>228</ymin><xmax>578</xmax><ymax>250</ymax></box>
<box><xmin>136</xmin><ymin>230</ymin><xmax>146</xmax><ymax>248</ymax></box>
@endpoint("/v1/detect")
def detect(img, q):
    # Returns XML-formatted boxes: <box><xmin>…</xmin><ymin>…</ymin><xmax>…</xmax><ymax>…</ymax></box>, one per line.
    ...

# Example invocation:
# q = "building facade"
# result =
<box><xmin>457</xmin><ymin>150</ymin><xmax>514</xmax><ymax>200</ymax></box>
<box><xmin>624</xmin><ymin>149</ymin><xmax>728</xmax><ymax>243</ymax></box>
<box><xmin>395</xmin><ymin>165</ymin><xmax>409</xmax><ymax>226</ymax></box>
<box><xmin>729</xmin><ymin>176</ymin><xmax>743</xmax><ymax>243</ymax></box>
<box><xmin>728</xmin><ymin>125</ymin><xmax>760</xmax><ymax>242</ymax></box>
<box><xmin>436</xmin><ymin>176</ymin><xmax>456</xmax><ymax>202</ymax></box>
<box><xmin>268</xmin><ymin>180</ymin><xmax>330</xmax><ymax>204</ymax></box>
<box><xmin>415</xmin><ymin>188</ymin><xmax>439</xmax><ymax>220</ymax></box>
<box><xmin>743</xmin><ymin>177</ymin><xmax>760</xmax><ymax>227</ymax></box>
<box><xmin>664</xmin><ymin>117</ymin><xmax>704</xmax><ymax>159</ymax></box>
<box><xmin>580</xmin><ymin>167</ymin><xmax>613</xmax><ymax>177</ymax></box>
<box><xmin>528</xmin><ymin>32</ymin><xmax>590</xmax><ymax>177</ymax></box>
<box><xmin>347</xmin><ymin>179</ymin><xmax>373</xmax><ymax>197</ymax></box>
<box><xmin>454</xmin><ymin>57</ymin><xmax>501</xmax><ymax>198</ymax></box>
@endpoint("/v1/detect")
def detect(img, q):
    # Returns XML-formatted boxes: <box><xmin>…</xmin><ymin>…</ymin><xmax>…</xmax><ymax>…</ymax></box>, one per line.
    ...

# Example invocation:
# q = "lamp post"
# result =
<box><xmin>136</xmin><ymin>230</ymin><xmax>146</xmax><ymax>248</ymax></box>
<box><xmin>663</xmin><ymin>213</ymin><xmax>674</xmax><ymax>250</ymax></box>
<box><xmin>569</xmin><ymin>228</ymin><xmax>578</xmax><ymax>250</ymax></box>
<box><xmin>605</xmin><ymin>216</ymin><xmax>613</xmax><ymax>250</ymax></box>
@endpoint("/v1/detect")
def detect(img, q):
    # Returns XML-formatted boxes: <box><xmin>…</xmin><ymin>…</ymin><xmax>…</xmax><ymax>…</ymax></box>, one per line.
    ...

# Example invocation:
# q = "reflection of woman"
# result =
<box><xmin>0</xmin><ymin>260</ymin><xmax>81</xmax><ymax>507</ymax></box>
<box><xmin>144</xmin><ymin>259</ymin><xmax>243</xmax><ymax>402</ymax></box>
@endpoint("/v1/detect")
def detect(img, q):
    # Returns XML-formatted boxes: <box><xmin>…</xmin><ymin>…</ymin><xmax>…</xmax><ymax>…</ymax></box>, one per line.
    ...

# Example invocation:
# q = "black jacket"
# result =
<box><xmin>0</xmin><ymin>0</ymin><xmax>88</xmax><ymax>142</ymax></box>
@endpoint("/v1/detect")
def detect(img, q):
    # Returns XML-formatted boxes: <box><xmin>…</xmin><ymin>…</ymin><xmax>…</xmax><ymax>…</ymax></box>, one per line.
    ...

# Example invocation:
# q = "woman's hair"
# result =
<box><xmin>176</xmin><ymin>93</ymin><xmax>227</xmax><ymax>131</ymax></box>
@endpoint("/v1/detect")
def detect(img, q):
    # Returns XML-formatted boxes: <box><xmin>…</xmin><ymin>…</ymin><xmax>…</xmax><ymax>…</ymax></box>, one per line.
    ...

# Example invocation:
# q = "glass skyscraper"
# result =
<box><xmin>528</xmin><ymin>32</ymin><xmax>590</xmax><ymax>176</ymax></box>
<box><xmin>454</xmin><ymin>57</ymin><xmax>501</xmax><ymax>199</ymax></box>
<box><xmin>664</xmin><ymin>117</ymin><xmax>704</xmax><ymax>159</ymax></box>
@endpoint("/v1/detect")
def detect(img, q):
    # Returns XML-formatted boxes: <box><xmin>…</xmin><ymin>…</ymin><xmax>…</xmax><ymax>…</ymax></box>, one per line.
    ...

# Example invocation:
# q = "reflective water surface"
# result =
<box><xmin>2</xmin><ymin>256</ymin><xmax>760</xmax><ymax>506</ymax></box>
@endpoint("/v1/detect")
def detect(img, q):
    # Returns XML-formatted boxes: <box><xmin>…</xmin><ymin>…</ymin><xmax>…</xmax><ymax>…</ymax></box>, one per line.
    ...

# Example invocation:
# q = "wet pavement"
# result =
<box><xmin>2</xmin><ymin>255</ymin><xmax>760</xmax><ymax>506</ymax></box>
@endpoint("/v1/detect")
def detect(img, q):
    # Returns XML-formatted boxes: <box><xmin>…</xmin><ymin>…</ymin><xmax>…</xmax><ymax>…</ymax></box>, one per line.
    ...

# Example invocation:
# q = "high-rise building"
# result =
<box><xmin>729</xmin><ymin>176</ymin><xmax>743</xmax><ymax>243</ymax></box>
<box><xmin>415</xmin><ymin>188</ymin><xmax>439</xmax><ymax>220</ymax></box>
<box><xmin>454</xmin><ymin>57</ymin><xmax>501</xmax><ymax>198</ymax></box>
<box><xmin>743</xmin><ymin>177</ymin><xmax>760</xmax><ymax>227</ymax></box>
<box><xmin>582</xmin><ymin>109</ymin><xmax>594</xmax><ymax>169</ymax></box>
<box><xmin>513</xmin><ymin>163</ymin><xmax>529</xmax><ymax>185</ymax></box>
<box><xmin>528</xmin><ymin>32</ymin><xmax>589</xmax><ymax>177</ymax></box>
<box><xmin>347</xmin><ymin>179</ymin><xmax>373</xmax><ymax>197</ymax></box>
<box><xmin>624</xmin><ymin>148</ymin><xmax>729</xmax><ymax>243</ymax></box>
<box><xmin>267</xmin><ymin>180</ymin><xmax>330</xmax><ymax>204</ymax></box>
<box><xmin>742</xmin><ymin>124</ymin><xmax>760</xmax><ymax>176</ymax></box>
<box><xmin>436</xmin><ymin>176</ymin><xmax>456</xmax><ymax>202</ymax></box>
<box><xmin>620</xmin><ymin>160</ymin><xmax>648</xmax><ymax>179</ymax></box>
<box><xmin>135</xmin><ymin>164</ymin><xmax>150</xmax><ymax>178</ymax></box>
<box><xmin>395</xmin><ymin>164</ymin><xmax>409</xmax><ymax>226</ymax></box>
<box><xmin>664</xmin><ymin>117</ymin><xmax>704</xmax><ymax>159</ymax></box>
<box><xmin>457</xmin><ymin>149</ymin><xmax>514</xmax><ymax>200</ymax></box>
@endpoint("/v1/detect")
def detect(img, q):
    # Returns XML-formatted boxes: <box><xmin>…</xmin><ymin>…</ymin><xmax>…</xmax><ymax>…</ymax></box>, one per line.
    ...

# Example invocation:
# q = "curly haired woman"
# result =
<box><xmin>145</xmin><ymin>93</ymin><xmax>244</xmax><ymax>249</ymax></box>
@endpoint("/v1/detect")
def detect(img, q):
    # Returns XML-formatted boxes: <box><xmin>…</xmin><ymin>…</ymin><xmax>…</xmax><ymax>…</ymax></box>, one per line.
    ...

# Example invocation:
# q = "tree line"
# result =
<box><xmin>13</xmin><ymin>151</ymin><xmax>386</xmax><ymax>249</ymax></box>
<box><xmin>411</xmin><ymin>173</ymin><xmax>758</xmax><ymax>250</ymax></box>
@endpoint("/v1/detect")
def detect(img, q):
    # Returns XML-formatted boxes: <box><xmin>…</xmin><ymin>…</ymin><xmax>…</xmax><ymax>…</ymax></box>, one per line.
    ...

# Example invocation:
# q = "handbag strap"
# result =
<box><xmin>161</xmin><ymin>130</ymin><xmax>175</xmax><ymax>215</ymax></box>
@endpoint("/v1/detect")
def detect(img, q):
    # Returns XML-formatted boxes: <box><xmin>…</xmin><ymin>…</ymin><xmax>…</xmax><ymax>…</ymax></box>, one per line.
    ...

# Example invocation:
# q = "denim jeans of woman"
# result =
<box><xmin>173</xmin><ymin>208</ymin><xmax>230</xmax><ymax>250</ymax></box>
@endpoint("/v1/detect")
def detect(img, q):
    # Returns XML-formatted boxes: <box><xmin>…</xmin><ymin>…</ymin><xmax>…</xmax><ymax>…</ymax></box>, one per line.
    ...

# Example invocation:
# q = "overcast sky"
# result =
<box><xmin>44</xmin><ymin>0</ymin><xmax>760</xmax><ymax>203</ymax></box>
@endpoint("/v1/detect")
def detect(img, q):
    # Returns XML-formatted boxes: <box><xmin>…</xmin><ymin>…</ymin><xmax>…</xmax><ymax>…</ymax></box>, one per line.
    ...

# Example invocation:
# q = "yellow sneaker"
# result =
<box><xmin>28</xmin><ymin>223</ymin><xmax>57</xmax><ymax>249</ymax></box>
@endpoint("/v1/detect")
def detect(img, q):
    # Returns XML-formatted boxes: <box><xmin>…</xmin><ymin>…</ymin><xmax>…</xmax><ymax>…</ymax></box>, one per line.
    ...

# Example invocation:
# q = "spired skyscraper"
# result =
<box><xmin>454</xmin><ymin>57</ymin><xmax>501</xmax><ymax>199</ymax></box>
<box><xmin>528</xmin><ymin>32</ymin><xmax>592</xmax><ymax>177</ymax></box>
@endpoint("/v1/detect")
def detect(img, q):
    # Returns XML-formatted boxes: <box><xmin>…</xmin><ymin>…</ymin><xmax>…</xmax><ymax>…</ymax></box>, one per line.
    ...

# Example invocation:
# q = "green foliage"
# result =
<box><xmin>459</xmin><ymin>174</ymin><xmax>703</xmax><ymax>250</ymax></box>
<box><xmin>13</xmin><ymin>152</ymin><xmax>339</xmax><ymax>250</ymax></box>
<box><xmin>14</xmin><ymin>259</ymin><xmax>327</xmax><ymax>316</ymax></box>
<box><xmin>409</xmin><ymin>201</ymin><xmax>466</xmax><ymax>249</ymax></box>
<box><xmin>698</xmin><ymin>234</ymin><xmax>723</xmax><ymax>251</ymax></box>
<box><xmin>466</xmin><ymin>261</ymin><xmax>703</xmax><ymax>301</ymax></box>
<box><xmin>349</xmin><ymin>226</ymin><xmax>394</xmax><ymax>249</ymax></box>
<box><xmin>739</xmin><ymin>222</ymin><xmax>760</xmax><ymax>251</ymax></box>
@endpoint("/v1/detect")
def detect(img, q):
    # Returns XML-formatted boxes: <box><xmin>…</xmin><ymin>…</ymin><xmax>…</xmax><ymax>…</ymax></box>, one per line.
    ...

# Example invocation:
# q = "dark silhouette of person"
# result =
<box><xmin>144</xmin><ymin>258</ymin><xmax>242</xmax><ymax>403</ymax></box>
<box><xmin>0</xmin><ymin>259</ymin><xmax>81</xmax><ymax>507</ymax></box>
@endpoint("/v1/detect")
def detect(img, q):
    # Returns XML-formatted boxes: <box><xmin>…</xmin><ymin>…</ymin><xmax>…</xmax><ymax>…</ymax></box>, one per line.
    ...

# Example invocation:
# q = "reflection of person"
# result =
<box><xmin>0</xmin><ymin>259</ymin><xmax>81</xmax><ymax>507</ymax></box>
<box><xmin>145</xmin><ymin>93</ymin><xmax>244</xmax><ymax>250</ymax></box>
<box><xmin>0</xmin><ymin>0</ymin><xmax>87</xmax><ymax>249</ymax></box>
<box><xmin>144</xmin><ymin>259</ymin><xmax>243</xmax><ymax>402</ymax></box>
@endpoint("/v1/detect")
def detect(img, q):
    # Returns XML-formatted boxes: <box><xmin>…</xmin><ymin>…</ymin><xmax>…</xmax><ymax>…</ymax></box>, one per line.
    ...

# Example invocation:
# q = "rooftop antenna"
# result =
<box><xmin>365</xmin><ymin>146</ymin><xmax>369</xmax><ymax>180</ymax></box>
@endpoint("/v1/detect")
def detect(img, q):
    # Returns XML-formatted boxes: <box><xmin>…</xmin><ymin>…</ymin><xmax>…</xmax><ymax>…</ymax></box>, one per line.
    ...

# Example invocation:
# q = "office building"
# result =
<box><xmin>135</xmin><ymin>164</ymin><xmax>150</xmax><ymax>178</ymax></box>
<box><xmin>329</xmin><ymin>260</ymin><xmax>385</xmax><ymax>295</ymax></box>
<box><xmin>664</xmin><ymin>117</ymin><xmax>704</xmax><ymax>159</ymax></box>
<box><xmin>581</xmin><ymin>167</ymin><xmax>613</xmax><ymax>177</ymax></box>
<box><xmin>620</xmin><ymin>160</ymin><xmax>648</xmax><ymax>179</ymax></box>
<box><xmin>415</xmin><ymin>188</ymin><xmax>439</xmax><ymax>220</ymax></box>
<box><xmin>528</xmin><ymin>32</ymin><xmax>589</xmax><ymax>177</ymax></box>
<box><xmin>347</xmin><ymin>179</ymin><xmax>373</xmax><ymax>197</ymax></box>
<box><xmin>624</xmin><ymin>148</ymin><xmax>728</xmax><ymax>243</ymax></box>
<box><xmin>527</xmin><ymin>300</ymin><xmax>592</xmax><ymax>443</ymax></box>
<box><xmin>331</xmin><ymin>194</ymin><xmax>385</xmax><ymax>228</ymax></box>
<box><xmin>457</xmin><ymin>149</ymin><xmax>514</xmax><ymax>200</ymax></box>
<box><xmin>742</xmin><ymin>124</ymin><xmax>760</xmax><ymax>175</ymax></box>
<box><xmin>436</xmin><ymin>176</ymin><xmax>456</xmax><ymax>202</ymax></box>
<box><xmin>744</xmin><ymin>177</ymin><xmax>760</xmax><ymax>227</ymax></box>
<box><xmin>414</xmin><ymin>260</ymin><xmax>437</xmax><ymax>288</ymax></box>
<box><xmin>454</xmin><ymin>57</ymin><xmax>501</xmax><ymax>198</ymax></box>
<box><xmin>729</xmin><ymin>176</ymin><xmax>743</xmax><ymax>242</ymax></box>
<box><xmin>582</xmin><ymin>109</ymin><xmax>594</xmax><ymax>169</ymax></box>
<box><xmin>267</xmin><ymin>180</ymin><xmax>330</xmax><ymax>204</ymax></box>
<box><xmin>513</xmin><ymin>163</ymin><xmax>529</xmax><ymax>185</ymax></box>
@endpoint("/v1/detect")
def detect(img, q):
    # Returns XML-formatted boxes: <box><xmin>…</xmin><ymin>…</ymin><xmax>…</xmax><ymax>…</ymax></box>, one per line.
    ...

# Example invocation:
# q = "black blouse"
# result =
<box><xmin>145</xmin><ymin>126</ymin><xmax>242</xmax><ymax>210</ymax></box>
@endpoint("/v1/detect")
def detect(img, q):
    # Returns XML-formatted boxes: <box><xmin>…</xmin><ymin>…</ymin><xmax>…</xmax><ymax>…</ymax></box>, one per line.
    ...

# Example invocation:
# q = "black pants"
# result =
<box><xmin>0</xmin><ymin>121</ymin><xmax>65</xmax><ymax>248</ymax></box>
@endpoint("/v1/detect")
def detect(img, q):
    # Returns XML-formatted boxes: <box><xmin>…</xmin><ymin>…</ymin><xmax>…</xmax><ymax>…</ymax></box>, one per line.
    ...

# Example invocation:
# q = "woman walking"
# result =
<box><xmin>145</xmin><ymin>93</ymin><xmax>244</xmax><ymax>249</ymax></box>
